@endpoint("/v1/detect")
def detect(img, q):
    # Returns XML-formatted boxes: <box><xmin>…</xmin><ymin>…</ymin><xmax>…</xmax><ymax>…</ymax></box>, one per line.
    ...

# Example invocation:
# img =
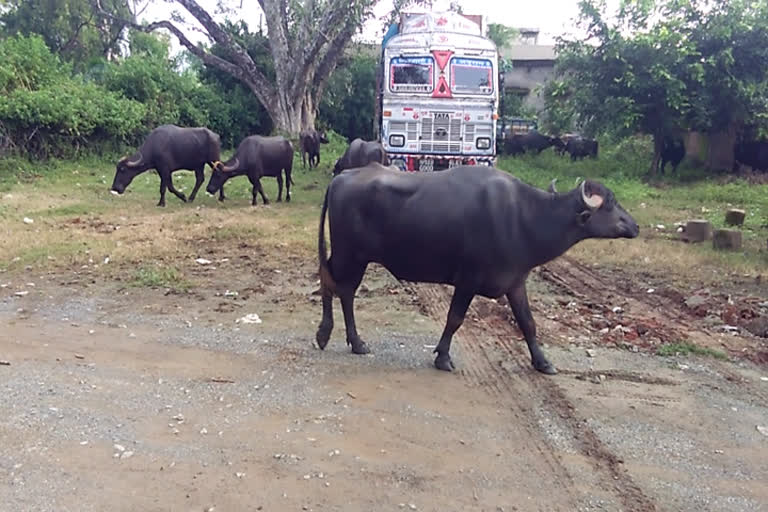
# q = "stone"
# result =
<box><xmin>724</xmin><ymin>209</ymin><xmax>746</xmax><ymax>226</ymax></box>
<box><xmin>712</xmin><ymin>229</ymin><xmax>742</xmax><ymax>250</ymax></box>
<box><xmin>682</xmin><ymin>219</ymin><xmax>712</xmax><ymax>243</ymax></box>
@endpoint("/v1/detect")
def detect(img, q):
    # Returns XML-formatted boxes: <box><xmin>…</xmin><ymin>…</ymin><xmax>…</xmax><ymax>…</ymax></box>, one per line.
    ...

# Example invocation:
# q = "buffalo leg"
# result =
<box><xmin>275</xmin><ymin>174</ymin><xmax>283</xmax><ymax>202</ymax></box>
<box><xmin>506</xmin><ymin>284</ymin><xmax>556</xmax><ymax>375</ymax></box>
<box><xmin>166</xmin><ymin>172</ymin><xmax>188</xmax><ymax>203</ymax></box>
<box><xmin>316</xmin><ymin>286</ymin><xmax>334</xmax><ymax>349</ymax></box>
<box><xmin>337</xmin><ymin>263</ymin><xmax>369</xmax><ymax>355</ymax></box>
<box><xmin>284</xmin><ymin>168</ymin><xmax>292</xmax><ymax>203</ymax></box>
<box><xmin>433</xmin><ymin>289</ymin><xmax>474</xmax><ymax>371</ymax></box>
<box><xmin>157</xmin><ymin>173</ymin><xmax>169</xmax><ymax>207</ymax></box>
<box><xmin>189</xmin><ymin>167</ymin><xmax>204</xmax><ymax>202</ymax></box>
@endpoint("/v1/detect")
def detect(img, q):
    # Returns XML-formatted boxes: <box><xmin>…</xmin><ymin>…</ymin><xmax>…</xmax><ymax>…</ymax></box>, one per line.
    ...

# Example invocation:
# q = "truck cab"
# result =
<box><xmin>378</xmin><ymin>11</ymin><xmax>500</xmax><ymax>171</ymax></box>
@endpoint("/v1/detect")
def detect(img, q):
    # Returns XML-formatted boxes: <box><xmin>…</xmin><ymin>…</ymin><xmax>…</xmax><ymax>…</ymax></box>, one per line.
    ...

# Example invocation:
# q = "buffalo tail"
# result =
<box><xmin>318</xmin><ymin>186</ymin><xmax>336</xmax><ymax>295</ymax></box>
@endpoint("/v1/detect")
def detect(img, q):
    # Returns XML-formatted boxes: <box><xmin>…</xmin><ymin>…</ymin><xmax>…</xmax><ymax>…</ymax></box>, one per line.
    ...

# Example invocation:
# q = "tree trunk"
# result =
<box><xmin>648</xmin><ymin>132</ymin><xmax>663</xmax><ymax>177</ymax></box>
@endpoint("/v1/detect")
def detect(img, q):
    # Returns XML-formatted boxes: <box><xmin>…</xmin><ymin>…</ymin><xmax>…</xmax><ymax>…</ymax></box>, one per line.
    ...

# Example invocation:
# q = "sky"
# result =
<box><xmin>141</xmin><ymin>0</ymin><xmax>595</xmax><ymax>53</ymax></box>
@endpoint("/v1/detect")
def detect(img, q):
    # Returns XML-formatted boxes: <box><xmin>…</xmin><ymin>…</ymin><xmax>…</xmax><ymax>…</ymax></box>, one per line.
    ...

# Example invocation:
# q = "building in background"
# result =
<box><xmin>499</xmin><ymin>28</ymin><xmax>557</xmax><ymax>114</ymax></box>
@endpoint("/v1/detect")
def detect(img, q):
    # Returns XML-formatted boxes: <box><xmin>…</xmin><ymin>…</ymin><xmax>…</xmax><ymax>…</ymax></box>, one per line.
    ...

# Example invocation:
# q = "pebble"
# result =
<box><xmin>235</xmin><ymin>472</ymin><xmax>245</xmax><ymax>478</ymax></box>
<box><xmin>585</xmin><ymin>349</ymin><xmax>596</xmax><ymax>358</ymax></box>
<box><xmin>200</xmin><ymin>428</ymin><xmax>208</xmax><ymax>435</ymax></box>
<box><xmin>120</xmin><ymin>451</ymin><xmax>134</xmax><ymax>459</ymax></box>
<box><xmin>23</xmin><ymin>217</ymin><xmax>34</xmax><ymax>224</ymax></box>
<box><xmin>114</xmin><ymin>444</ymin><xmax>125</xmax><ymax>452</ymax></box>
<box><xmin>757</xmin><ymin>426</ymin><xmax>768</xmax><ymax>437</ymax></box>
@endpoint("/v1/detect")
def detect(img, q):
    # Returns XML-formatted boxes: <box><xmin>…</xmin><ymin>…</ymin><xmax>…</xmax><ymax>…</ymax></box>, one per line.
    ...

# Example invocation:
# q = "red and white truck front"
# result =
<box><xmin>378</xmin><ymin>11</ymin><xmax>499</xmax><ymax>171</ymax></box>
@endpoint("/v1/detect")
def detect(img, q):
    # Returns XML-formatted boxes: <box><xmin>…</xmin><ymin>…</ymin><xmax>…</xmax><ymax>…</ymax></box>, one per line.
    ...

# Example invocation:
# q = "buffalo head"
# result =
<box><xmin>206</xmin><ymin>158</ymin><xmax>239</xmax><ymax>195</ymax></box>
<box><xmin>318</xmin><ymin>131</ymin><xmax>329</xmax><ymax>144</ymax></box>
<box><xmin>110</xmin><ymin>153</ymin><xmax>145</xmax><ymax>195</ymax></box>
<box><xmin>573</xmin><ymin>180</ymin><xmax>639</xmax><ymax>239</ymax></box>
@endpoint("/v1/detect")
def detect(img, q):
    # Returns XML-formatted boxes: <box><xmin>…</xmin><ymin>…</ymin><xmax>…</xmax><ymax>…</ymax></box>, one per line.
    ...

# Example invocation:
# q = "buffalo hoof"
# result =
<box><xmin>316</xmin><ymin>324</ymin><xmax>332</xmax><ymax>350</ymax></box>
<box><xmin>434</xmin><ymin>353</ymin><xmax>455</xmax><ymax>371</ymax></box>
<box><xmin>533</xmin><ymin>359</ymin><xmax>558</xmax><ymax>375</ymax></box>
<box><xmin>218</xmin><ymin>196</ymin><xmax>226</xmax><ymax>202</ymax></box>
<box><xmin>157</xmin><ymin>201</ymin><xmax>166</xmax><ymax>207</ymax></box>
<box><xmin>349</xmin><ymin>339</ymin><xmax>370</xmax><ymax>355</ymax></box>
<box><xmin>286</xmin><ymin>195</ymin><xmax>291</xmax><ymax>203</ymax></box>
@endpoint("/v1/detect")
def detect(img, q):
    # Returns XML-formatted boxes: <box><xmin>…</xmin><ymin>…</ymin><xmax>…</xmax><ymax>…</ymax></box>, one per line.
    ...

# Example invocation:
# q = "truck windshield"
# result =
<box><xmin>450</xmin><ymin>58</ymin><xmax>493</xmax><ymax>95</ymax></box>
<box><xmin>390</xmin><ymin>57</ymin><xmax>434</xmax><ymax>93</ymax></box>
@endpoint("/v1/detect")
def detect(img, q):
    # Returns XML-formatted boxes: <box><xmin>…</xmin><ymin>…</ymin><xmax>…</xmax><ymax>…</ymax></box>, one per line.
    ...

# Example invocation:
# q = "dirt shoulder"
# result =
<box><xmin>1</xmin><ymin>251</ymin><xmax>767</xmax><ymax>511</ymax></box>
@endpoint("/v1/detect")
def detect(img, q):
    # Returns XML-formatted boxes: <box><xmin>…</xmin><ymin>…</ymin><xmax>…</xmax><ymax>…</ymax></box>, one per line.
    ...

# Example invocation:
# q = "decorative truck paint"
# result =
<box><xmin>377</xmin><ymin>11</ymin><xmax>500</xmax><ymax>172</ymax></box>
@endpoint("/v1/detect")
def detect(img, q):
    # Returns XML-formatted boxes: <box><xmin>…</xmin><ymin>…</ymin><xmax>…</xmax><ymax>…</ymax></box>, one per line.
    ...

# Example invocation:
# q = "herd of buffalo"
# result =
<box><xmin>107</xmin><ymin>122</ymin><xmax>766</xmax><ymax>374</ymax></box>
<box><xmin>502</xmin><ymin>130</ymin><xmax>768</xmax><ymax>174</ymax></box>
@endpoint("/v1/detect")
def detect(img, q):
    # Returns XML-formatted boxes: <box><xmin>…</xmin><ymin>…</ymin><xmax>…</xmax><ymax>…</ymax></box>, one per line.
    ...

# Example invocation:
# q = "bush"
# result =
<box><xmin>0</xmin><ymin>34</ymin><xmax>147</xmax><ymax>158</ymax></box>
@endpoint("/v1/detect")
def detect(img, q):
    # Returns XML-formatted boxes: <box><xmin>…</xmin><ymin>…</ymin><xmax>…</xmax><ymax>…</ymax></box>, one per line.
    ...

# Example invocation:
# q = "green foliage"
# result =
<box><xmin>319</xmin><ymin>48</ymin><xmax>377</xmax><ymax>141</ymax></box>
<box><xmin>545</xmin><ymin>0</ymin><xmax>768</xmax><ymax>151</ymax></box>
<box><xmin>0</xmin><ymin>0</ymin><xmax>129</xmax><ymax>65</ymax></box>
<box><xmin>0</xmin><ymin>34</ymin><xmax>145</xmax><ymax>158</ymax></box>
<box><xmin>487</xmin><ymin>23</ymin><xmax>518</xmax><ymax>50</ymax></box>
<box><xmin>130</xmin><ymin>265</ymin><xmax>190</xmax><ymax>290</ymax></box>
<box><xmin>657</xmin><ymin>342</ymin><xmax>728</xmax><ymax>360</ymax></box>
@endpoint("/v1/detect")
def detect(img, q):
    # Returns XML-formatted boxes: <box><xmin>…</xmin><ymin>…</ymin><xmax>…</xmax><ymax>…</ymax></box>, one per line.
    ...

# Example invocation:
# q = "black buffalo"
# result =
<box><xmin>110</xmin><ymin>124</ymin><xmax>223</xmax><ymax>206</ymax></box>
<box><xmin>734</xmin><ymin>139</ymin><xmax>768</xmax><ymax>172</ymax></box>
<box><xmin>205</xmin><ymin>135</ymin><xmax>294</xmax><ymax>205</ymax></box>
<box><xmin>300</xmin><ymin>129</ymin><xmax>329</xmax><ymax>169</ymax></box>
<box><xmin>565</xmin><ymin>137</ymin><xmax>599</xmax><ymax>160</ymax></box>
<box><xmin>315</xmin><ymin>164</ymin><xmax>639</xmax><ymax>374</ymax></box>
<box><xmin>333</xmin><ymin>138</ymin><xmax>389</xmax><ymax>176</ymax></box>
<box><xmin>503</xmin><ymin>132</ymin><xmax>564</xmax><ymax>156</ymax></box>
<box><xmin>659</xmin><ymin>137</ymin><xmax>685</xmax><ymax>174</ymax></box>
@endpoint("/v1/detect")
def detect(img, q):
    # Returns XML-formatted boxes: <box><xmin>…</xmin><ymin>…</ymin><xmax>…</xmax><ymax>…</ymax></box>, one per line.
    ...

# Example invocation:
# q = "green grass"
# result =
<box><xmin>130</xmin><ymin>265</ymin><xmax>191</xmax><ymax>290</ymax></box>
<box><xmin>656</xmin><ymin>342</ymin><xmax>729</xmax><ymax>360</ymax></box>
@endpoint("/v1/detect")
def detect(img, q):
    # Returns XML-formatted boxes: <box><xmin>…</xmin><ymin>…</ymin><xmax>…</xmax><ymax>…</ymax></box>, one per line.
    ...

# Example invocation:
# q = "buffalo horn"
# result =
<box><xmin>125</xmin><ymin>152</ymin><xmax>143</xmax><ymax>167</ymax></box>
<box><xmin>221</xmin><ymin>157</ymin><xmax>239</xmax><ymax>173</ymax></box>
<box><xmin>580</xmin><ymin>181</ymin><xmax>604</xmax><ymax>209</ymax></box>
<box><xmin>548</xmin><ymin>178</ymin><xmax>558</xmax><ymax>193</ymax></box>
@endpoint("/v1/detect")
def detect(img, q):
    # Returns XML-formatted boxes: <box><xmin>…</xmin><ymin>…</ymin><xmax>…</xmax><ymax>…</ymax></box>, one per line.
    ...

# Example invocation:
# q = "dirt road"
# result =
<box><xmin>1</xmin><ymin>256</ymin><xmax>767</xmax><ymax>512</ymax></box>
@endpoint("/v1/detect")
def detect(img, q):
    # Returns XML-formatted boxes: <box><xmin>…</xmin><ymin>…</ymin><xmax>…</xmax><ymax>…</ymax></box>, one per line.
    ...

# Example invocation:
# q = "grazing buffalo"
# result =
<box><xmin>565</xmin><ymin>137</ymin><xmax>599</xmax><ymax>160</ymax></box>
<box><xmin>333</xmin><ymin>138</ymin><xmax>389</xmax><ymax>176</ymax></box>
<box><xmin>300</xmin><ymin>129</ymin><xmax>329</xmax><ymax>169</ymax></box>
<box><xmin>315</xmin><ymin>163</ymin><xmax>639</xmax><ymax>374</ymax></box>
<box><xmin>734</xmin><ymin>139</ymin><xmax>768</xmax><ymax>172</ymax></box>
<box><xmin>556</xmin><ymin>133</ymin><xmax>580</xmax><ymax>155</ymax></box>
<box><xmin>659</xmin><ymin>137</ymin><xmax>685</xmax><ymax>174</ymax></box>
<box><xmin>205</xmin><ymin>135</ymin><xmax>294</xmax><ymax>205</ymax></box>
<box><xmin>110</xmin><ymin>124</ymin><xmax>223</xmax><ymax>206</ymax></box>
<box><xmin>503</xmin><ymin>132</ymin><xmax>564</xmax><ymax>156</ymax></box>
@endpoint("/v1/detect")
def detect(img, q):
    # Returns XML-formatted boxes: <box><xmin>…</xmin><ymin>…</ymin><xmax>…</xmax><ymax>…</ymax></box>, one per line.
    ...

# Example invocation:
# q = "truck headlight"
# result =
<box><xmin>389</xmin><ymin>134</ymin><xmax>405</xmax><ymax>147</ymax></box>
<box><xmin>476</xmin><ymin>137</ymin><xmax>491</xmax><ymax>150</ymax></box>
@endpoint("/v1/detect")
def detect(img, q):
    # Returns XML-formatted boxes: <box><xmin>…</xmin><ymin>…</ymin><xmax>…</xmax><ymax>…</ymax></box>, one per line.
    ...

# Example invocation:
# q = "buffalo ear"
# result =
<box><xmin>578</xmin><ymin>210</ymin><xmax>592</xmax><ymax>225</ymax></box>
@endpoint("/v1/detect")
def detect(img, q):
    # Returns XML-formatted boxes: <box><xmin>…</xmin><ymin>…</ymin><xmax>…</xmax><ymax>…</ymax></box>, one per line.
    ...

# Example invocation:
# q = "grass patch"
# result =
<box><xmin>129</xmin><ymin>265</ymin><xmax>191</xmax><ymax>290</ymax></box>
<box><xmin>656</xmin><ymin>342</ymin><xmax>729</xmax><ymax>360</ymax></box>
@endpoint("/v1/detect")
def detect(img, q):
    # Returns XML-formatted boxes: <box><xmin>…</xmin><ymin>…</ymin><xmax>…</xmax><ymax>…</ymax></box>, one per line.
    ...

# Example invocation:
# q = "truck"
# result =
<box><xmin>376</xmin><ymin>11</ymin><xmax>500</xmax><ymax>172</ymax></box>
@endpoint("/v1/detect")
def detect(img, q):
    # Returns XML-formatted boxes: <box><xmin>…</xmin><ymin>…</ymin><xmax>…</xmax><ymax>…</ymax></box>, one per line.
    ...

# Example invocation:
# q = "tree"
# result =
<box><xmin>98</xmin><ymin>0</ymin><xmax>378</xmax><ymax>136</ymax></box>
<box><xmin>0</xmin><ymin>0</ymin><xmax>130</xmax><ymax>64</ymax></box>
<box><xmin>544</xmin><ymin>0</ymin><xmax>768</xmax><ymax>174</ymax></box>
<box><xmin>486</xmin><ymin>23</ymin><xmax>517</xmax><ymax>50</ymax></box>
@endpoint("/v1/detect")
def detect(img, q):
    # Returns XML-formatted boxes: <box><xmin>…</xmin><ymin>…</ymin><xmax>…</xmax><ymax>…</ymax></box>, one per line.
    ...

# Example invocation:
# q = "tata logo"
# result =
<box><xmin>434</xmin><ymin>112</ymin><xmax>450</xmax><ymax>120</ymax></box>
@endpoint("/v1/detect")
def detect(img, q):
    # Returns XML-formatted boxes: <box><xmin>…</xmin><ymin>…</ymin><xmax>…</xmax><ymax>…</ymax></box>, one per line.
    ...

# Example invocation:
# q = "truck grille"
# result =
<box><xmin>421</xmin><ymin>116</ymin><xmax>461</xmax><ymax>152</ymax></box>
<box><xmin>390</xmin><ymin>121</ymin><xmax>419</xmax><ymax>141</ymax></box>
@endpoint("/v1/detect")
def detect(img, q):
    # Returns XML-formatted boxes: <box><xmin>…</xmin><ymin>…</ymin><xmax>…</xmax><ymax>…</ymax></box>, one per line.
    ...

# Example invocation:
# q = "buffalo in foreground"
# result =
<box><xmin>206</xmin><ymin>135</ymin><xmax>294</xmax><ymax>205</ymax></box>
<box><xmin>300</xmin><ymin>129</ymin><xmax>329</xmax><ymax>169</ymax></box>
<box><xmin>110</xmin><ymin>124</ymin><xmax>223</xmax><ymax>206</ymax></box>
<box><xmin>333</xmin><ymin>138</ymin><xmax>388</xmax><ymax>176</ymax></box>
<box><xmin>315</xmin><ymin>164</ymin><xmax>639</xmax><ymax>374</ymax></box>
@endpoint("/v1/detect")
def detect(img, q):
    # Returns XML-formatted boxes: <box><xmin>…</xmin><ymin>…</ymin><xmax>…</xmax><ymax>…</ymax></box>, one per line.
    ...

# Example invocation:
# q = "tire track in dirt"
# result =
<box><xmin>541</xmin><ymin>257</ymin><xmax>768</xmax><ymax>405</ymax></box>
<box><xmin>416</xmin><ymin>282</ymin><xmax>658</xmax><ymax>512</ymax></box>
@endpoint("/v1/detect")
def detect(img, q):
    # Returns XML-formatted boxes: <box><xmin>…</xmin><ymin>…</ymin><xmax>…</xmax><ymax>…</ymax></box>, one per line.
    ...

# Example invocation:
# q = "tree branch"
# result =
<box><xmin>95</xmin><ymin>0</ymin><xmax>276</xmax><ymax>109</ymax></box>
<box><xmin>311</xmin><ymin>17</ymin><xmax>358</xmax><ymax>104</ymax></box>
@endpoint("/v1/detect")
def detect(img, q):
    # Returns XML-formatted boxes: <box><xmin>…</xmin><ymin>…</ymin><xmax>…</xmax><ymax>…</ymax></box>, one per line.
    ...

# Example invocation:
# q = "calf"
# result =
<box><xmin>110</xmin><ymin>124</ymin><xmax>223</xmax><ymax>206</ymax></box>
<box><xmin>333</xmin><ymin>138</ymin><xmax>388</xmax><ymax>176</ymax></box>
<box><xmin>316</xmin><ymin>163</ymin><xmax>639</xmax><ymax>374</ymax></box>
<box><xmin>300</xmin><ymin>129</ymin><xmax>329</xmax><ymax>169</ymax></box>
<box><xmin>206</xmin><ymin>135</ymin><xmax>294</xmax><ymax>205</ymax></box>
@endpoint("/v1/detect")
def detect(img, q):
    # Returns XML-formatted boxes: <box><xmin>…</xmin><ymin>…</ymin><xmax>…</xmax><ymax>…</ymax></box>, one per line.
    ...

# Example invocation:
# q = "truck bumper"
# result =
<box><xmin>387</xmin><ymin>154</ymin><xmax>496</xmax><ymax>171</ymax></box>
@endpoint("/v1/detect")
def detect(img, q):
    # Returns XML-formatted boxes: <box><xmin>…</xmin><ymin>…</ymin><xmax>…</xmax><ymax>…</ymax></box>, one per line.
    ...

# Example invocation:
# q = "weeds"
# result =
<box><xmin>656</xmin><ymin>342</ymin><xmax>729</xmax><ymax>360</ymax></box>
<box><xmin>130</xmin><ymin>265</ymin><xmax>190</xmax><ymax>290</ymax></box>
